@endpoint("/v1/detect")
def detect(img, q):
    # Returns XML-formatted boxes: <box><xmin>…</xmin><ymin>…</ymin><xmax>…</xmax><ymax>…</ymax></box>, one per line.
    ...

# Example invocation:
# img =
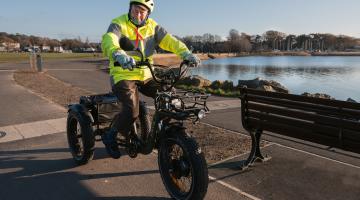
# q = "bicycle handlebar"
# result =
<box><xmin>114</xmin><ymin>60</ymin><xmax>191</xmax><ymax>90</ymax></box>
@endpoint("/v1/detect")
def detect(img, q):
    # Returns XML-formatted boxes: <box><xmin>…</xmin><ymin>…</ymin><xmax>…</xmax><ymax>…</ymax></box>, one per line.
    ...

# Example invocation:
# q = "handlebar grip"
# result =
<box><xmin>114</xmin><ymin>61</ymin><xmax>121</xmax><ymax>67</ymax></box>
<box><xmin>113</xmin><ymin>61</ymin><xmax>150</xmax><ymax>68</ymax></box>
<box><xmin>182</xmin><ymin>60</ymin><xmax>191</xmax><ymax>65</ymax></box>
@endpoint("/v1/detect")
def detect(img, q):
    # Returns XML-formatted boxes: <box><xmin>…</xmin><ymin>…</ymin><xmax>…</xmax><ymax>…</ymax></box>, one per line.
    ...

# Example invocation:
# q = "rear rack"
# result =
<box><xmin>79</xmin><ymin>93</ymin><xmax>120</xmax><ymax>124</ymax></box>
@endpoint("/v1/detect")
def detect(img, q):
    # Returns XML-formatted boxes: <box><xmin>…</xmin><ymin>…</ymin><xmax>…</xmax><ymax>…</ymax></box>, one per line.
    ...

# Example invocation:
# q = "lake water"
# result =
<box><xmin>190</xmin><ymin>56</ymin><xmax>360</xmax><ymax>101</ymax></box>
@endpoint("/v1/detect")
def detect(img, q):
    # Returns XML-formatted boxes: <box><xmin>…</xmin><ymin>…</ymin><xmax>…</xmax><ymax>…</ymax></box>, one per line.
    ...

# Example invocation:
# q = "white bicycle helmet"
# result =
<box><xmin>130</xmin><ymin>0</ymin><xmax>154</xmax><ymax>13</ymax></box>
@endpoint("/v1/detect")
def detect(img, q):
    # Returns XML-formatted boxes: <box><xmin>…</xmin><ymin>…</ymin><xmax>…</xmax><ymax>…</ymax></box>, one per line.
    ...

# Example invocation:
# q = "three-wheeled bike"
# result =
<box><xmin>66</xmin><ymin>58</ymin><xmax>210</xmax><ymax>199</ymax></box>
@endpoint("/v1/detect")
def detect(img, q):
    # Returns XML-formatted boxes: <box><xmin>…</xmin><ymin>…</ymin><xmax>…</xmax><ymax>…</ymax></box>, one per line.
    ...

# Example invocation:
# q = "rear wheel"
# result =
<box><xmin>67</xmin><ymin>110</ymin><xmax>95</xmax><ymax>165</ymax></box>
<box><xmin>158</xmin><ymin>131</ymin><xmax>208</xmax><ymax>200</ymax></box>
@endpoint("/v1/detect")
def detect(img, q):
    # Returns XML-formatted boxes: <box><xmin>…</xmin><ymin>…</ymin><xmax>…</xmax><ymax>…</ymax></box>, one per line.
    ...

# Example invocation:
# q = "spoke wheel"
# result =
<box><xmin>158</xmin><ymin>131</ymin><xmax>208</xmax><ymax>200</ymax></box>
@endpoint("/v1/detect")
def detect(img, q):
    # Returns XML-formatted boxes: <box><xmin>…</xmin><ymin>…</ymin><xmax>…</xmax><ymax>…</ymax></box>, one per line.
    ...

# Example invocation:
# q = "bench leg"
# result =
<box><xmin>240</xmin><ymin>129</ymin><xmax>271</xmax><ymax>170</ymax></box>
<box><xmin>254</xmin><ymin>129</ymin><xmax>271</xmax><ymax>161</ymax></box>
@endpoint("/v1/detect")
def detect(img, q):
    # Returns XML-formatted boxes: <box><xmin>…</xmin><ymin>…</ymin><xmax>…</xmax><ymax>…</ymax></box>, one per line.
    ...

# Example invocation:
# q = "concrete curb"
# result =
<box><xmin>0</xmin><ymin>118</ymin><xmax>67</xmax><ymax>143</ymax></box>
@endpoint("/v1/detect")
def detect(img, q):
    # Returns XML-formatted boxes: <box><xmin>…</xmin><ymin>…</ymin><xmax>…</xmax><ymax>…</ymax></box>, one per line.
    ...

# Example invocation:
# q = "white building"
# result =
<box><xmin>0</xmin><ymin>42</ymin><xmax>20</xmax><ymax>51</ymax></box>
<box><xmin>42</xmin><ymin>45</ymin><xmax>51</xmax><ymax>52</ymax></box>
<box><xmin>32</xmin><ymin>45</ymin><xmax>41</xmax><ymax>52</ymax></box>
<box><xmin>83</xmin><ymin>47</ymin><xmax>96</xmax><ymax>52</ymax></box>
<box><xmin>53</xmin><ymin>46</ymin><xmax>64</xmax><ymax>53</ymax></box>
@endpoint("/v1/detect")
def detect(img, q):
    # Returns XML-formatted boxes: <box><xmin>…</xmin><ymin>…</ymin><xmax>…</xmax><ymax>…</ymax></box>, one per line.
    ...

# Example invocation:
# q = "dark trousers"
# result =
<box><xmin>111</xmin><ymin>80</ymin><xmax>159</xmax><ymax>136</ymax></box>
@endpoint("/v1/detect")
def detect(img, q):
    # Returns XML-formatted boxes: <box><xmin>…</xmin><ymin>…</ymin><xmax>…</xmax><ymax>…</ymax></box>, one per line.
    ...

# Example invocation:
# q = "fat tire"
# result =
<box><xmin>158</xmin><ymin>130</ymin><xmax>208</xmax><ymax>200</ymax></box>
<box><xmin>138</xmin><ymin>102</ymin><xmax>151</xmax><ymax>142</ymax></box>
<box><xmin>136</xmin><ymin>102</ymin><xmax>153</xmax><ymax>155</ymax></box>
<box><xmin>67</xmin><ymin>110</ymin><xmax>95</xmax><ymax>165</ymax></box>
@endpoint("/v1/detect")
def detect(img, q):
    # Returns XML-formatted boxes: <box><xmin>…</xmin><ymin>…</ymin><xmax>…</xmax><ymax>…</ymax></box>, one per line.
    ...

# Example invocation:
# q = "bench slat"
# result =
<box><xmin>242</xmin><ymin>88</ymin><xmax>360</xmax><ymax>110</ymax></box>
<box><xmin>248</xmin><ymin>118</ymin><xmax>342</xmax><ymax>148</ymax></box>
<box><xmin>343</xmin><ymin>129</ymin><xmax>360</xmax><ymax>142</ymax></box>
<box><xmin>247</xmin><ymin>102</ymin><xmax>360</xmax><ymax>131</ymax></box>
<box><xmin>248</xmin><ymin>112</ymin><xmax>340</xmax><ymax>138</ymax></box>
<box><xmin>246</xmin><ymin>95</ymin><xmax>360</xmax><ymax>119</ymax></box>
<box><xmin>342</xmin><ymin>138</ymin><xmax>360</xmax><ymax>153</ymax></box>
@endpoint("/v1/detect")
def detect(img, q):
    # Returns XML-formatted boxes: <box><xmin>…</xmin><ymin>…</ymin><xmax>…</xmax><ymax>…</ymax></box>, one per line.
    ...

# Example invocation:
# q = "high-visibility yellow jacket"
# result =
<box><xmin>102</xmin><ymin>14</ymin><xmax>190</xmax><ymax>84</ymax></box>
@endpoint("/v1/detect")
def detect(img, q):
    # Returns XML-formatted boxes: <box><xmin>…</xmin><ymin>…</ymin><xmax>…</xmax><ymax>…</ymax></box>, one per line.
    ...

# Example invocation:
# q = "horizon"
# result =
<box><xmin>1</xmin><ymin>0</ymin><xmax>360</xmax><ymax>42</ymax></box>
<box><xmin>2</xmin><ymin>30</ymin><xmax>359</xmax><ymax>44</ymax></box>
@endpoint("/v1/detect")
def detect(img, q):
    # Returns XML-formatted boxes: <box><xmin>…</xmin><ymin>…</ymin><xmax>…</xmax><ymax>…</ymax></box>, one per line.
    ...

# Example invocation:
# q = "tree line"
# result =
<box><xmin>1</xmin><ymin>30</ymin><xmax>359</xmax><ymax>53</ymax></box>
<box><xmin>0</xmin><ymin>32</ymin><xmax>100</xmax><ymax>52</ymax></box>
<box><xmin>179</xmin><ymin>30</ymin><xmax>360</xmax><ymax>54</ymax></box>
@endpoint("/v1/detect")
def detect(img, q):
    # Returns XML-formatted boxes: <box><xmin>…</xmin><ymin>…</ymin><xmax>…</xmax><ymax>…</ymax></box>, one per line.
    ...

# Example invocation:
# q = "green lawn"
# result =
<box><xmin>0</xmin><ymin>52</ymin><xmax>104</xmax><ymax>63</ymax></box>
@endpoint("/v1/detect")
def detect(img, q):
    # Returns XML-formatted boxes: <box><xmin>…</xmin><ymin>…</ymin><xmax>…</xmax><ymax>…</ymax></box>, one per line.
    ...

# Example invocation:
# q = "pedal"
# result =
<box><xmin>95</xmin><ymin>135</ymin><xmax>102</xmax><ymax>142</ymax></box>
<box><xmin>126</xmin><ymin>137</ymin><xmax>141</xmax><ymax>158</ymax></box>
<box><xmin>127</xmin><ymin>145</ymin><xmax>138</xmax><ymax>158</ymax></box>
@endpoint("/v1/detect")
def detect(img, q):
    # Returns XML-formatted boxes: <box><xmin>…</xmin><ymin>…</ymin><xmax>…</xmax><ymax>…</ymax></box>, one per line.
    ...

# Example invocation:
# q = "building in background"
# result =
<box><xmin>0</xmin><ymin>42</ymin><xmax>21</xmax><ymax>52</ymax></box>
<box><xmin>53</xmin><ymin>46</ymin><xmax>64</xmax><ymax>53</ymax></box>
<box><xmin>41</xmin><ymin>45</ymin><xmax>51</xmax><ymax>52</ymax></box>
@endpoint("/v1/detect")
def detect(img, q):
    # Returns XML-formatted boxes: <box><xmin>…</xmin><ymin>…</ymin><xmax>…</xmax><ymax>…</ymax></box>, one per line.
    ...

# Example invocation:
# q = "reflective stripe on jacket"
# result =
<box><xmin>102</xmin><ymin>14</ymin><xmax>190</xmax><ymax>83</ymax></box>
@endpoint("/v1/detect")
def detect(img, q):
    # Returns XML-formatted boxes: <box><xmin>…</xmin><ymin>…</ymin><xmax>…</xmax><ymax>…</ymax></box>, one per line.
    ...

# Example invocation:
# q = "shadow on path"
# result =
<box><xmin>0</xmin><ymin>147</ymin><xmax>166</xmax><ymax>200</ymax></box>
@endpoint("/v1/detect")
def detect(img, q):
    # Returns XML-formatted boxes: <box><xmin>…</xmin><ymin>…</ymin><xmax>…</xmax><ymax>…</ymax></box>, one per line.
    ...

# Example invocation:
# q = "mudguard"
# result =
<box><xmin>68</xmin><ymin>104</ymin><xmax>94</xmax><ymax>124</ymax></box>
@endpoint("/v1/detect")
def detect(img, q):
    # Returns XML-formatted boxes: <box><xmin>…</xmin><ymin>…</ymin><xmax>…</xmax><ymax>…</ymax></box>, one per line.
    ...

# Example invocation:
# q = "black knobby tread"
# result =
<box><xmin>139</xmin><ymin>107</ymin><xmax>151</xmax><ymax>141</ymax></box>
<box><xmin>159</xmin><ymin>130</ymin><xmax>209</xmax><ymax>200</ymax></box>
<box><xmin>138</xmin><ymin>105</ymin><xmax>154</xmax><ymax>154</ymax></box>
<box><xmin>67</xmin><ymin>110</ymin><xmax>95</xmax><ymax>165</ymax></box>
<box><xmin>178</xmin><ymin>133</ymin><xmax>209</xmax><ymax>200</ymax></box>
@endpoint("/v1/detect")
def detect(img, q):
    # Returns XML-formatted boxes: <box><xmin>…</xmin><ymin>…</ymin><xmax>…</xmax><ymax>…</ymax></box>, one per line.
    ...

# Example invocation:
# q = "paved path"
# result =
<box><xmin>209</xmin><ymin>143</ymin><xmax>360</xmax><ymax>200</ymax></box>
<box><xmin>0</xmin><ymin>132</ymin><xmax>250</xmax><ymax>200</ymax></box>
<box><xmin>0</xmin><ymin>70</ymin><xmax>66</xmax><ymax>127</ymax></box>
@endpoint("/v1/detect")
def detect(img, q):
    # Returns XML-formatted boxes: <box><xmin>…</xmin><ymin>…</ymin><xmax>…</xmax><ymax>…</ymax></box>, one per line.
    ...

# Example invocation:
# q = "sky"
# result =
<box><xmin>1</xmin><ymin>0</ymin><xmax>360</xmax><ymax>42</ymax></box>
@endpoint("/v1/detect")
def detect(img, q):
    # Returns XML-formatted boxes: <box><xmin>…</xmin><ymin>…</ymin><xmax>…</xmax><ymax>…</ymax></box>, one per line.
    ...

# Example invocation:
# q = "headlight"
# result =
<box><xmin>197</xmin><ymin>109</ymin><xmax>206</xmax><ymax>119</ymax></box>
<box><xmin>171</xmin><ymin>99</ymin><xmax>182</xmax><ymax>108</ymax></box>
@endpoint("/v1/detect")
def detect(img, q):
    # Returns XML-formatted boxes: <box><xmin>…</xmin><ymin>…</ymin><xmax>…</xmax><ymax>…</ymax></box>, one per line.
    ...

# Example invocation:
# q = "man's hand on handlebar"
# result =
<box><xmin>182</xmin><ymin>52</ymin><xmax>201</xmax><ymax>68</ymax></box>
<box><xmin>113</xmin><ymin>51</ymin><xmax>136</xmax><ymax>70</ymax></box>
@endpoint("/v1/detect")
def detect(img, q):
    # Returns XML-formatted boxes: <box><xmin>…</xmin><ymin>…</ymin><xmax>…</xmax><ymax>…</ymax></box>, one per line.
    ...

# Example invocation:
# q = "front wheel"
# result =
<box><xmin>158</xmin><ymin>131</ymin><xmax>208</xmax><ymax>200</ymax></box>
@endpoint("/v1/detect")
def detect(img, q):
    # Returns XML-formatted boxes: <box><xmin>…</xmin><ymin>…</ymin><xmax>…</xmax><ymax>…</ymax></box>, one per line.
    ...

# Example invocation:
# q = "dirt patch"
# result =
<box><xmin>186</xmin><ymin>122</ymin><xmax>253</xmax><ymax>164</ymax></box>
<box><xmin>14</xmin><ymin>70</ymin><xmax>92</xmax><ymax>107</ymax></box>
<box><xmin>13</xmin><ymin>69</ymin><xmax>257</xmax><ymax>164</ymax></box>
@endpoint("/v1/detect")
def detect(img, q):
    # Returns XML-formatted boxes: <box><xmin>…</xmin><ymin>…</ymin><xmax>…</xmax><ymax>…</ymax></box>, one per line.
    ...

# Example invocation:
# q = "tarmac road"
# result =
<box><xmin>0</xmin><ymin>70</ymin><xmax>66</xmax><ymax>127</ymax></box>
<box><xmin>0</xmin><ymin>133</ymin><xmax>249</xmax><ymax>200</ymax></box>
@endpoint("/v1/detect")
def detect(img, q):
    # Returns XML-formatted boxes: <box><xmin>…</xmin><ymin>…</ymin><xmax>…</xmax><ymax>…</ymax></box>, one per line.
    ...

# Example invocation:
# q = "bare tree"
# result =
<box><xmin>263</xmin><ymin>30</ymin><xmax>286</xmax><ymax>50</ymax></box>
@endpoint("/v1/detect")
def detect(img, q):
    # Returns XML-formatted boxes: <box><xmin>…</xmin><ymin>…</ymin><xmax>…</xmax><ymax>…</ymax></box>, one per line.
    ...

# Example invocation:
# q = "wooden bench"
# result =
<box><xmin>239</xmin><ymin>87</ymin><xmax>360</xmax><ymax>168</ymax></box>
